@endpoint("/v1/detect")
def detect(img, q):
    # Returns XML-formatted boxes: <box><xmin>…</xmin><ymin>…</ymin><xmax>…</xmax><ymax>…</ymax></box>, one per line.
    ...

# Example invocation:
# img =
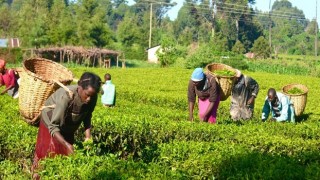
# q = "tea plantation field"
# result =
<box><xmin>1</xmin><ymin>67</ymin><xmax>320</xmax><ymax>179</ymax></box>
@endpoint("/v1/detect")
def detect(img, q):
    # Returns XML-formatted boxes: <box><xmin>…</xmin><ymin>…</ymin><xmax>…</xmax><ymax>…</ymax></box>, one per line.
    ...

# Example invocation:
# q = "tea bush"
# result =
<box><xmin>1</xmin><ymin>67</ymin><xmax>320</xmax><ymax>179</ymax></box>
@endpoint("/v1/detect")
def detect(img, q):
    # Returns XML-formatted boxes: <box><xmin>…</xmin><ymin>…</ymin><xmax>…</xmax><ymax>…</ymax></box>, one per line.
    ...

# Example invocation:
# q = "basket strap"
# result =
<box><xmin>214</xmin><ymin>77</ymin><xmax>221</xmax><ymax>86</ymax></box>
<box><xmin>24</xmin><ymin>104</ymin><xmax>57</xmax><ymax>124</ymax></box>
<box><xmin>52</xmin><ymin>79</ymin><xmax>73</xmax><ymax>99</ymax></box>
<box><xmin>39</xmin><ymin>104</ymin><xmax>56</xmax><ymax>111</ymax></box>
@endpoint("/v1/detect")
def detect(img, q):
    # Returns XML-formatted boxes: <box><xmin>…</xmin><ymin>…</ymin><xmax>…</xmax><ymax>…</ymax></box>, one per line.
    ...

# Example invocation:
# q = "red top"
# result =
<box><xmin>0</xmin><ymin>69</ymin><xmax>16</xmax><ymax>88</ymax></box>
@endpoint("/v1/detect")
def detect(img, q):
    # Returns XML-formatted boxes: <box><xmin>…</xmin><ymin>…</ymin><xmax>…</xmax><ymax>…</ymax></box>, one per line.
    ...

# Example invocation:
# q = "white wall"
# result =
<box><xmin>147</xmin><ymin>46</ymin><xmax>161</xmax><ymax>63</ymax></box>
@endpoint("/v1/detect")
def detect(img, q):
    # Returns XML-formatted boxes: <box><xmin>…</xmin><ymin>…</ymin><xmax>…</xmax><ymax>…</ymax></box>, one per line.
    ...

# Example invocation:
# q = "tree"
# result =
<box><xmin>71</xmin><ymin>0</ymin><xmax>113</xmax><ymax>47</ymax></box>
<box><xmin>89</xmin><ymin>0</ymin><xmax>114</xmax><ymax>47</ymax></box>
<box><xmin>174</xmin><ymin>2</ymin><xmax>206</xmax><ymax>44</ymax></box>
<box><xmin>272</xmin><ymin>0</ymin><xmax>292</xmax><ymax>10</ymax></box>
<box><xmin>306</xmin><ymin>19</ymin><xmax>318</xmax><ymax>36</ymax></box>
<box><xmin>270</xmin><ymin>0</ymin><xmax>307</xmax><ymax>55</ymax></box>
<box><xmin>117</xmin><ymin>14</ymin><xmax>142</xmax><ymax>47</ymax></box>
<box><xmin>232</xmin><ymin>40</ymin><xmax>246</xmax><ymax>54</ymax></box>
<box><xmin>157</xmin><ymin>36</ymin><xmax>177</xmax><ymax>67</ymax></box>
<box><xmin>116</xmin><ymin>13</ymin><xmax>146</xmax><ymax>59</ymax></box>
<box><xmin>287</xmin><ymin>33</ymin><xmax>313</xmax><ymax>55</ymax></box>
<box><xmin>15</xmin><ymin>0</ymin><xmax>50</xmax><ymax>47</ymax></box>
<box><xmin>47</xmin><ymin>0</ymin><xmax>71</xmax><ymax>46</ymax></box>
<box><xmin>178</xmin><ymin>27</ymin><xmax>193</xmax><ymax>46</ymax></box>
<box><xmin>73</xmin><ymin>0</ymin><xmax>96</xmax><ymax>46</ymax></box>
<box><xmin>108</xmin><ymin>2</ymin><xmax>130</xmax><ymax>30</ymax></box>
<box><xmin>251</xmin><ymin>36</ymin><xmax>270</xmax><ymax>59</ymax></box>
<box><xmin>0</xmin><ymin>3</ymin><xmax>15</xmax><ymax>37</ymax></box>
<box><xmin>211</xmin><ymin>32</ymin><xmax>229</xmax><ymax>52</ymax></box>
<box><xmin>90</xmin><ymin>23</ymin><xmax>113</xmax><ymax>48</ymax></box>
<box><xmin>113</xmin><ymin>0</ymin><xmax>128</xmax><ymax>8</ymax></box>
<box><xmin>216</xmin><ymin>0</ymin><xmax>255</xmax><ymax>40</ymax></box>
<box><xmin>133</xmin><ymin>0</ymin><xmax>175</xmax><ymax>26</ymax></box>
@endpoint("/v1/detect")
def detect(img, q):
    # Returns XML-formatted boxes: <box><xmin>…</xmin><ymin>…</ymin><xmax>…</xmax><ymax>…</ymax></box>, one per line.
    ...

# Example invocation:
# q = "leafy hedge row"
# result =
<box><xmin>88</xmin><ymin>105</ymin><xmax>320</xmax><ymax>160</ymax></box>
<box><xmin>1</xmin><ymin>67</ymin><xmax>320</xmax><ymax>178</ymax></box>
<box><xmin>35</xmin><ymin>139</ymin><xmax>320</xmax><ymax>179</ymax></box>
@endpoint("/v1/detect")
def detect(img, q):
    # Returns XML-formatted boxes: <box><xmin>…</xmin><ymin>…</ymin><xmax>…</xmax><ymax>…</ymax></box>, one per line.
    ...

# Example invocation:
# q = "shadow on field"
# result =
<box><xmin>295</xmin><ymin>113</ymin><xmax>312</xmax><ymax>123</ymax></box>
<box><xmin>89</xmin><ymin>172</ymin><xmax>123</xmax><ymax>180</ymax></box>
<box><xmin>88</xmin><ymin>151</ymin><xmax>320</xmax><ymax>179</ymax></box>
<box><xmin>216</xmin><ymin>152</ymin><xmax>320</xmax><ymax>179</ymax></box>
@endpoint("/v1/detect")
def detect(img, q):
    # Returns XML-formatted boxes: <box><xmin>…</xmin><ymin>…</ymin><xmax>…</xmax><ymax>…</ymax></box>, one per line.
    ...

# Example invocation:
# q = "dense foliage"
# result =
<box><xmin>1</xmin><ymin>67</ymin><xmax>320</xmax><ymax>179</ymax></box>
<box><xmin>0</xmin><ymin>0</ymin><xmax>318</xmax><ymax>62</ymax></box>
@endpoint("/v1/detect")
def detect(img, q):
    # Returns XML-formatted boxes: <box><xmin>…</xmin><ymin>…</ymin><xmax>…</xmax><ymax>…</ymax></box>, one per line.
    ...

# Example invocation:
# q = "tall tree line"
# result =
<box><xmin>0</xmin><ymin>0</ymin><xmax>317</xmax><ymax>60</ymax></box>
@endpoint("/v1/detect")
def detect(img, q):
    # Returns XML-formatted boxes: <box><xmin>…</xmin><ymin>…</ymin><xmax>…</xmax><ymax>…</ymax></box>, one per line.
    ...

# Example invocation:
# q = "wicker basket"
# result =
<box><xmin>205</xmin><ymin>63</ymin><xmax>236</xmax><ymax>101</ymax></box>
<box><xmin>18</xmin><ymin>58</ymin><xmax>74</xmax><ymax>125</ymax></box>
<box><xmin>282</xmin><ymin>84</ymin><xmax>308</xmax><ymax>116</ymax></box>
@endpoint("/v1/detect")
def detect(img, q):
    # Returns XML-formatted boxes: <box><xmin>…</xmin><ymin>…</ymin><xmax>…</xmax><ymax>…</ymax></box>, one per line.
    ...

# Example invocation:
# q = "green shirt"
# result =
<box><xmin>41</xmin><ymin>85</ymin><xmax>97</xmax><ymax>136</ymax></box>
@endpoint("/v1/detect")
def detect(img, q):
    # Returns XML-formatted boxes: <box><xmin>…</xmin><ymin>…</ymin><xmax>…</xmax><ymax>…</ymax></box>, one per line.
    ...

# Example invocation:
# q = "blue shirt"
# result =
<box><xmin>262</xmin><ymin>92</ymin><xmax>295</xmax><ymax>123</ymax></box>
<box><xmin>101</xmin><ymin>80</ymin><xmax>115</xmax><ymax>105</ymax></box>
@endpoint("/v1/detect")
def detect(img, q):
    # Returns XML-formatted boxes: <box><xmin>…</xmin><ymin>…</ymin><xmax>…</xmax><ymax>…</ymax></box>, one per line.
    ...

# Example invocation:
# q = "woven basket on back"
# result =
<box><xmin>205</xmin><ymin>63</ymin><xmax>236</xmax><ymax>101</ymax></box>
<box><xmin>19</xmin><ymin>58</ymin><xmax>74</xmax><ymax>125</ymax></box>
<box><xmin>282</xmin><ymin>84</ymin><xmax>308</xmax><ymax>116</ymax></box>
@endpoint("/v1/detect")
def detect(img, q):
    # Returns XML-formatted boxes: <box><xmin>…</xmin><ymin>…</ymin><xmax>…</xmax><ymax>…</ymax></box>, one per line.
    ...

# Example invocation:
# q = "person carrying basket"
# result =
<box><xmin>188</xmin><ymin>68</ymin><xmax>220</xmax><ymax>123</ymax></box>
<box><xmin>230</xmin><ymin>70</ymin><xmax>259</xmax><ymax>120</ymax></box>
<box><xmin>32</xmin><ymin>72</ymin><xmax>101</xmax><ymax>176</ymax></box>
<box><xmin>262</xmin><ymin>88</ymin><xmax>295</xmax><ymax>123</ymax></box>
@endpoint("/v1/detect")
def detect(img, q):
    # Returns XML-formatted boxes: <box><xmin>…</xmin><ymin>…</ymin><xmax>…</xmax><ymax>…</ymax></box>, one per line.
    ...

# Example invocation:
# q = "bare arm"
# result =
<box><xmin>53</xmin><ymin>132</ymin><xmax>74</xmax><ymax>154</ymax></box>
<box><xmin>1</xmin><ymin>70</ymin><xmax>16</xmax><ymax>95</ymax></box>
<box><xmin>1</xmin><ymin>85</ymin><xmax>14</xmax><ymax>95</ymax></box>
<box><xmin>247</xmin><ymin>77</ymin><xmax>259</xmax><ymax>105</ymax></box>
<box><xmin>188</xmin><ymin>101</ymin><xmax>195</xmax><ymax>121</ymax></box>
<box><xmin>84</xmin><ymin>128</ymin><xmax>91</xmax><ymax>141</ymax></box>
<box><xmin>188</xmin><ymin>80</ymin><xmax>196</xmax><ymax>122</ymax></box>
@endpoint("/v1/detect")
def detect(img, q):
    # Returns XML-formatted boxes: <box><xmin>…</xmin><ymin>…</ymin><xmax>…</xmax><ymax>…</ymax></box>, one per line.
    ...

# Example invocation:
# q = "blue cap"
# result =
<box><xmin>191</xmin><ymin>68</ymin><xmax>204</xmax><ymax>81</ymax></box>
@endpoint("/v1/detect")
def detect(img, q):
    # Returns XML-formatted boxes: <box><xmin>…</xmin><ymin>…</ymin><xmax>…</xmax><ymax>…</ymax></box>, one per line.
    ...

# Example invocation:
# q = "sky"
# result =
<box><xmin>127</xmin><ymin>0</ymin><xmax>319</xmax><ymax>24</ymax></box>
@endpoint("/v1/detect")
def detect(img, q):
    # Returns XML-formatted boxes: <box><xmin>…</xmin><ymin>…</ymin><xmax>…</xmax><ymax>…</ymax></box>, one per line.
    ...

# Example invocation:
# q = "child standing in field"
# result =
<box><xmin>101</xmin><ymin>73</ymin><xmax>116</xmax><ymax>107</ymax></box>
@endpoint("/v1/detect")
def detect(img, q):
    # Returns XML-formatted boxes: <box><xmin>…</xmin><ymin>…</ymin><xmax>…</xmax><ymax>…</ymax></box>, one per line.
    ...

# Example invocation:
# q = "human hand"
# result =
<box><xmin>189</xmin><ymin>114</ymin><xmax>194</xmax><ymax>122</ymax></box>
<box><xmin>270</xmin><ymin>118</ymin><xmax>277</xmax><ymax>122</ymax></box>
<box><xmin>0</xmin><ymin>91</ymin><xmax>5</xmax><ymax>95</ymax></box>
<box><xmin>84</xmin><ymin>138</ymin><xmax>93</xmax><ymax>150</ymax></box>
<box><xmin>202</xmin><ymin>115</ymin><xmax>209</xmax><ymax>122</ymax></box>
<box><xmin>84</xmin><ymin>137</ymin><xmax>93</xmax><ymax>144</ymax></box>
<box><xmin>65</xmin><ymin>142</ymin><xmax>74</xmax><ymax>155</ymax></box>
<box><xmin>247</xmin><ymin>96</ymin><xmax>255</xmax><ymax>105</ymax></box>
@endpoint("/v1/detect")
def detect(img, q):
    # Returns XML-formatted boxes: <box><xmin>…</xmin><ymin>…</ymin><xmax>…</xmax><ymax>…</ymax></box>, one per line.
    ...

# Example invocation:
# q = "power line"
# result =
<box><xmin>132</xmin><ymin>1</ymin><xmax>309</xmax><ymax>21</ymax></box>
<box><xmin>183</xmin><ymin>6</ymin><xmax>308</xmax><ymax>22</ymax></box>
<box><xmin>180</xmin><ymin>9</ymin><xmax>306</xmax><ymax>28</ymax></box>
<box><xmin>315</xmin><ymin>0</ymin><xmax>318</xmax><ymax>57</ymax></box>
<box><xmin>179</xmin><ymin>1</ymin><xmax>308</xmax><ymax>18</ymax></box>
<box><xmin>216</xmin><ymin>5</ymin><xmax>306</xmax><ymax>19</ymax></box>
<box><xmin>132</xmin><ymin>0</ymin><xmax>314</xmax><ymax>23</ymax></box>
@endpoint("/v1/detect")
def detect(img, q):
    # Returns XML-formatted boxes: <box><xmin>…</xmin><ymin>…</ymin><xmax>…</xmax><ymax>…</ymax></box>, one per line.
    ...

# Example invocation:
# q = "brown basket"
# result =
<box><xmin>18</xmin><ymin>58</ymin><xmax>74</xmax><ymax>125</ymax></box>
<box><xmin>282</xmin><ymin>84</ymin><xmax>308</xmax><ymax>116</ymax></box>
<box><xmin>205</xmin><ymin>63</ymin><xmax>236</xmax><ymax>101</ymax></box>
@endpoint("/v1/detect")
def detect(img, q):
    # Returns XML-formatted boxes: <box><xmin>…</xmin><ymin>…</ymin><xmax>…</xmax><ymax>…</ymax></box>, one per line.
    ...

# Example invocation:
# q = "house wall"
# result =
<box><xmin>147</xmin><ymin>46</ymin><xmax>161</xmax><ymax>63</ymax></box>
<box><xmin>0</xmin><ymin>38</ymin><xmax>20</xmax><ymax>48</ymax></box>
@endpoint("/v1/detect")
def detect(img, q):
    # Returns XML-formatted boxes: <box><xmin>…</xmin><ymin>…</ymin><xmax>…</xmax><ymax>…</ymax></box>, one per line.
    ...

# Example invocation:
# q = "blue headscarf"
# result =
<box><xmin>191</xmin><ymin>68</ymin><xmax>204</xmax><ymax>81</ymax></box>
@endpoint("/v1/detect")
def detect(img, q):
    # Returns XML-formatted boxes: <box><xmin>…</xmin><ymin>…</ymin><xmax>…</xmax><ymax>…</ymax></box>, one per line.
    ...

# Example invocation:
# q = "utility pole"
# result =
<box><xmin>146</xmin><ymin>0</ymin><xmax>176</xmax><ymax>48</ymax></box>
<box><xmin>315</xmin><ymin>0</ymin><xmax>318</xmax><ymax>57</ymax></box>
<box><xmin>269</xmin><ymin>0</ymin><xmax>272</xmax><ymax>57</ymax></box>
<box><xmin>212</xmin><ymin>0</ymin><xmax>216</xmax><ymax>38</ymax></box>
<box><xmin>149</xmin><ymin>3</ymin><xmax>153</xmax><ymax>48</ymax></box>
